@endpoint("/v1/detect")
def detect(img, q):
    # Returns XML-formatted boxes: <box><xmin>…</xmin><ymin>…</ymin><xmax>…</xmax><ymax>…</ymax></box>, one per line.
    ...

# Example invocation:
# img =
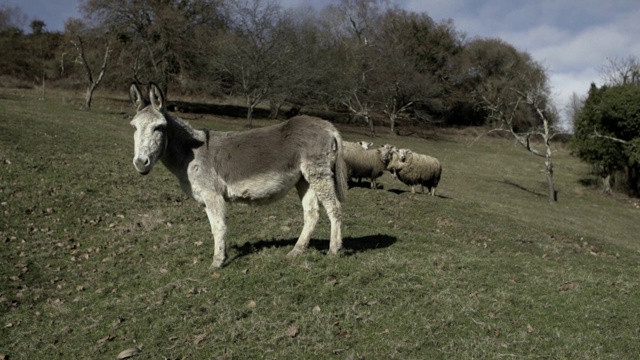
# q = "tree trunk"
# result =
<box><xmin>85</xmin><ymin>83</ymin><xmax>96</xmax><ymax>109</ymax></box>
<box><xmin>367</xmin><ymin>115</ymin><xmax>376</xmax><ymax>138</ymax></box>
<box><xmin>246</xmin><ymin>103</ymin><xmax>254</xmax><ymax>128</ymax></box>
<box><xmin>545</xmin><ymin>155</ymin><xmax>556</xmax><ymax>202</ymax></box>
<box><xmin>602</xmin><ymin>174</ymin><xmax>612</xmax><ymax>193</ymax></box>
<box><xmin>389</xmin><ymin>113</ymin><xmax>396</xmax><ymax>135</ymax></box>
<box><xmin>269</xmin><ymin>100</ymin><xmax>281</xmax><ymax>119</ymax></box>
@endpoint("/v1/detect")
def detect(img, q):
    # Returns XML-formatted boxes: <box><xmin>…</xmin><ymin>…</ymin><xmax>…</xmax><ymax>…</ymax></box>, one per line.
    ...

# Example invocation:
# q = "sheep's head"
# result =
<box><xmin>377</xmin><ymin>145</ymin><xmax>396</xmax><ymax>164</ymax></box>
<box><xmin>398</xmin><ymin>148</ymin><xmax>412</xmax><ymax>162</ymax></box>
<box><xmin>356</xmin><ymin>141</ymin><xmax>374</xmax><ymax>150</ymax></box>
<box><xmin>380</xmin><ymin>143</ymin><xmax>397</xmax><ymax>152</ymax></box>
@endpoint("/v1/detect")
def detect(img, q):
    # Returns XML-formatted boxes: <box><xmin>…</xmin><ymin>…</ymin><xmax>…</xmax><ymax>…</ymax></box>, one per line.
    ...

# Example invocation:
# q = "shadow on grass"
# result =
<box><xmin>348</xmin><ymin>180</ymin><xmax>378</xmax><ymax>190</ymax></box>
<box><xmin>497</xmin><ymin>179</ymin><xmax>547</xmax><ymax>198</ymax></box>
<box><xmin>578</xmin><ymin>177</ymin><xmax>599</xmax><ymax>187</ymax></box>
<box><xmin>387</xmin><ymin>188</ymin><xmax>452</xmax><ymax>199</ymax></box>
<box><xmin>230</xmin><ymin>234</ymin><xmax>397</xmax><ymax>262</ymax></box>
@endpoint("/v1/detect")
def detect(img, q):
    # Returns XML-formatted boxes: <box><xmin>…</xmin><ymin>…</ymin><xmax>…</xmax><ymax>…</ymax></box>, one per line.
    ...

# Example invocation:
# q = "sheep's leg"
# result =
<box><xmin>204</xmin><ymin>194</ymin><xmax>227</xmax><ymax>268</ymax></box>
<box><xmin>411</xmin><ymin>185</ymin><xmax>416</xmax><ymax>194</ymax></box>
<box><xmin>370</xmin><ymin>177</ymin><xmax>376</xmax><ymax>189</ymax></box>
<box><xmin>288</xmin><ymin>181</ymin><xmax>319</xmax><ymax>257</ymax></box>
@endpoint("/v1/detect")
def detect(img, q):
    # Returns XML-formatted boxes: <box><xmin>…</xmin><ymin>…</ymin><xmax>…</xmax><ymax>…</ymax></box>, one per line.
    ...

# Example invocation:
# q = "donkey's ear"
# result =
<box><xmin>148</xmin><ymin>82</ymin><xmax>166</xmax><ymax>113</ymax></box>
<box><xmin>129</xmin><ymin>82</ymin><xmax>148</xmax><ymax>111</ymax></box>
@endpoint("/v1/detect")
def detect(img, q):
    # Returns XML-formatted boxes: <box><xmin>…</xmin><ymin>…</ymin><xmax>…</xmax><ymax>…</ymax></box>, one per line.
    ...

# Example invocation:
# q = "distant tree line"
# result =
<box><xmin>3</xmin><ymin>0</ymin><xmax>640</xmax><ymax>197</ymax></box>
<box><xmin>1</xmin><ymin>0</ymin><xmax>558</xmax><ymax>130</ymax></box>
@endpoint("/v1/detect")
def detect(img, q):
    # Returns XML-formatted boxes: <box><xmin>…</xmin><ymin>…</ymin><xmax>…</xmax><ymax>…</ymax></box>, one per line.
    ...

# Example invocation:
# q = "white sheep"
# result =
<box><xmin>344</xmin><ymin>141</ymin><xmax>373</xmax><ymax>150</ymax></box>
<box><xmin>343</xmin><ymin>145</ymin><xmax>395</xmax><ymax>189</ymax></box>
<box><xmin>387</xmin><ymin>148</ymin><xmax>442</xmax><ymax>195</ymax></box>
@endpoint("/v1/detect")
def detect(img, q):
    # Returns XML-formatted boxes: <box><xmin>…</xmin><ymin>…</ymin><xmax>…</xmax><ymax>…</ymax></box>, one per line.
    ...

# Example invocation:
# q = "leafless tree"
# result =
<box><xmin>80</xmin><ymin>0</ymin><xmax>224</xmax><ymax>94</ymax></box>
<box><xmin>0</xmin><ymin>3</ymin><xmax>27</xmax><ymax>31</ymax></box>
<box><xmin>564</xmin><ymin>91</ymin><xmax>584</xmax><ymax>133</ymax></box>
<box><xmin>317</xmin><ymin>0</ymin><xmax>392</xmax><ymax>137</ymax></box>
<box><xmin>65</xmin><ymin>18</ymin><xmax>112</xmax><ymax>110</ymax></box>
<box><xmin>212</xmin><ymin>0</ymin><xmax>288</xmax><ymax>127</ymax></box>
<box><xmin>373</xmin><ymin>8</ymin><xmax>457</xmax><ymax>134</ymax></box>
<box><xmin>600</xmin><ymin>56</ymin><xmax>640</xmax><ymax>86</ymax></box>
<box><xmin>477</xmin><ymin>62</ymin><xmax>560</xmax><ymax>202</ymax></box>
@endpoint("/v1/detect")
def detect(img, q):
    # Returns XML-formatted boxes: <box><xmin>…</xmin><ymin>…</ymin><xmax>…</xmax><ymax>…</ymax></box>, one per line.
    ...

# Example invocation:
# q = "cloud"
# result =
<box><xmin>402</xmin><ymin>0</ymin><xmax>640</xmax><ymax>127</ymax></box>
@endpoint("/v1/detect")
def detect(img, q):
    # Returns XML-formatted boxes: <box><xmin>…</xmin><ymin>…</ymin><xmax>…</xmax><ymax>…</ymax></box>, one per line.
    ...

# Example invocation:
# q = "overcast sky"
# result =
<box><xmin>6</xmin><ymin>0</ymin><xmax>640</xmax><ymax>126</ymax></box>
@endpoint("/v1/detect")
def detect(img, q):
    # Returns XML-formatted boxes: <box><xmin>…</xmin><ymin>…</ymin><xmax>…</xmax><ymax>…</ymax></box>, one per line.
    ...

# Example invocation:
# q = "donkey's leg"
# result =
<box><xmin>288</xmin><ymin>180</ymin><xmax>320</xmax><ymax>257</ymax></box>
<box><xmin>203</xmin><ymin>194</ymin><xmax>227</xmax><ymax>268</ymax></box>
<box><xmin>311</xmin><ymin>177</ymin><xmax>343</xmax><ymax>256</ymax></box>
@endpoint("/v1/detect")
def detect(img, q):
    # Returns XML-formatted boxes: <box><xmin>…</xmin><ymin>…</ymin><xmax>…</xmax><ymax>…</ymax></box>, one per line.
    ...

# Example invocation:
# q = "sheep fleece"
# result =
<box><xmin>343</xmin><ymin>147</ymin><xmax>387</xmax><ymax>186</ymax></box>
<box><xmin>394</xmin><ymin>153</ymin><xmax>442</xmax><ymax>193</ymax></box>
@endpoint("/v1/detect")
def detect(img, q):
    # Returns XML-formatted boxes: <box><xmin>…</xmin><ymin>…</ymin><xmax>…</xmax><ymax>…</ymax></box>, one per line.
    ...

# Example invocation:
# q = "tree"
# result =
<box><xmin>600</xmin><ymin>56</ymin><xmax>640</xmax><ymax>87</ymax></box>
<box><xmin>452</xmin><ymin>38</ymin><xmax>555</xmax><ymax>130</ymax></box>
<box><xmin>211</xmin><ymin>0</ymin><xmax>288</xmax><ymax>127</ymax></box>
<box><xmin>30</xmin><ymin>19</ymin><xmax>46</xmax><ymax>34</ymax></box>
<box><xmin>316</xmin><ymin>0</ymin><xmax>392</xmax><ymax>137</ymax></box>
<box><xmin>81</xmin><ymin>0</ymin><xmax>225</xmax><ymax>94</ymax></box>
<box><xmin>65</xmin><ymin>18</ymin><xmax>112</xmax><ymax>109</ymax></box>
<box><xmin>0</xmin><ymin>3</ymin><xmax>27</xmax><ymax>31</ymax></box>
<box><xmin>564</xmin><ymin>91</ymin><xmax>584</xmax><ymax>133</ymax></box>
<box><xmin>261</xmin><ymin>6</ymin><xmax>332</xmax><ymax>119</ymax></box>
<box><xmin>373</xmin><ymin>8</ymin><xmax>461</xmax><ymax>133</ymax></box>
<box><xmin>477</xmin><ymin>60</ymin><xmax>560</xmax><ymax>202</ymax></box>
<box><xmin>572</xmin><ymin>83</ymin><xmax>640</xmax><ymax>195</ymax></box>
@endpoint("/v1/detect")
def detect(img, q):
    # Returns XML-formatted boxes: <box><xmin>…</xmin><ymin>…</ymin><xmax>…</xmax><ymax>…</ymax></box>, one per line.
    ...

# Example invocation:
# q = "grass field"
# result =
<box><xmin>1</xmin><ymin>87</ymin><xmax>640</xmax><ymax>359</ymax></box>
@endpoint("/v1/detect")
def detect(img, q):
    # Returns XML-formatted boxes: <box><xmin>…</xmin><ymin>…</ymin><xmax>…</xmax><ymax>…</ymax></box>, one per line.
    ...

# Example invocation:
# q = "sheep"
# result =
<box><xmin>387</xmin><ymin>148</ymin><xmax>442</xmax><ymax>195</ymax></box>
<box><xmin>344</xmin><ymin>140</ymin><xmax>373</xmax><ymax>150</ymax></box>
<box><xmin>343</xmin><ymin>145</ymin><xmax>395</xmax><ymax>189</ymax></box>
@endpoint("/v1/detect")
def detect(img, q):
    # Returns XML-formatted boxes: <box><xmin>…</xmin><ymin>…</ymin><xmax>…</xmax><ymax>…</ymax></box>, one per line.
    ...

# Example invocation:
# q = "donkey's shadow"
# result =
<box><xmin>230</xmin><ymin>234</ymin><xmax>397</xmax><ymax>262</ymax></box>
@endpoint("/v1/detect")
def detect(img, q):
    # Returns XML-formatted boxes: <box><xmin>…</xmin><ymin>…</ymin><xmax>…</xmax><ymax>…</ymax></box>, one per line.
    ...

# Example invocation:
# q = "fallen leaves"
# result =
<box><xmin>192</xmin><ymin>333</ymin><xmax>207</xmax><ymax>345</ymax></box>
<box><xmin>116</xmin><ymin>347</ymin><xmax>141</xmax><ymax>359</ymax></box>
<box><xmin>285</xmin><ymin>324</ymin><xmax>300</xmax><ymax>338</ymax></box>
<box><xmin>558</xmin><ymin>281</ymin><xmax>577</xmax><ymax>292</ymax></box>
<box><xmin>97</xmin><ymin>333</ymin><xmax>116</xmax><ymax>344</ymax></box>
<box><xmin>526</xmin><ymin>324</ymin><xmax>535</xmax><ymax>334</ymax></box>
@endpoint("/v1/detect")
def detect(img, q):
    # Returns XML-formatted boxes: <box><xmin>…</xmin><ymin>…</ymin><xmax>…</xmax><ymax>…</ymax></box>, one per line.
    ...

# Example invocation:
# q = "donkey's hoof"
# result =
<box><xmin>287</xmin><ymin>247</ymin><xmax>306</xmax><ymax>257</ymax></box>
<box><xmin>210</xmin><ymin>258</ymin><xmax>225</xmax><ymax>269</ymax></box>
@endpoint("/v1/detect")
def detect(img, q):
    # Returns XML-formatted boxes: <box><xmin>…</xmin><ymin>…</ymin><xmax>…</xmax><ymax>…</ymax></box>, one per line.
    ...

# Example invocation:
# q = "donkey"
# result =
<box><xmin>128</xmin><ymin>83</ymin><xmax>348</xmax><ymax>268</ymax></box>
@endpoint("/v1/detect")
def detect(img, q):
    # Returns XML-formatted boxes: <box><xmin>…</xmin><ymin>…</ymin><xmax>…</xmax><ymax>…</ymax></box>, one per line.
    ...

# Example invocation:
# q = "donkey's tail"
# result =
<box><xmin>332</xmin><ymin>133</ymin><xmax>348</xmax><ymax>202</ymax></box>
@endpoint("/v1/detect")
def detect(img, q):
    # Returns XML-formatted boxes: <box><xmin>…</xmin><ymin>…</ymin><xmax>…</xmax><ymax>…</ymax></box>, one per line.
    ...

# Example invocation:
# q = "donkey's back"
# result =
<box><xmin>195</xmin><ymin>116</ymin><xmax>346</xmax><ymax>203</ymax></box>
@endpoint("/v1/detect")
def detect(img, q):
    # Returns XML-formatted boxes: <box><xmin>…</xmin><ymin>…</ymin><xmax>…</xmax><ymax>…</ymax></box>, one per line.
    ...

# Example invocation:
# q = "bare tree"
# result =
<box><xmin>65</xmin><ymin>18</ymin><xmax>112</xmax><ymax>110</ymax></box>
<box><xmin>600</xmin><ymin>56</ymin><xmax>640</xmax><ymax>86</ymax></box>
<box><xmin>373</xmin><ymin>8</ymin><xmax>456</xmax><ymax>134</ymax></box>
<box><xmin>212</xmin><ymin>0</ymin><xmax>288</xmax><ymax>127</ymax></box>
<box><xmin>564</xmin><ymin>91</ymin><xmax>584</xmax><ymax>133</ymax></box>
<box><xmin>317</xmin><ymin>0</ymin><xmax>391</xmax><ymax>137</ymax></box>
<box><xmin>0</xmin><ymin>3</ymin><xmax>27</xmax><ymax>31</ymax></box>
<box><xmin>478</xmin><ymin>62</ymin><xmax>560</xmax><ymax>202</ymax></box>
<box><xmin>81</xmin><ymin>0</ymin><xmax>224</xmax><ymax>94</ymax></box>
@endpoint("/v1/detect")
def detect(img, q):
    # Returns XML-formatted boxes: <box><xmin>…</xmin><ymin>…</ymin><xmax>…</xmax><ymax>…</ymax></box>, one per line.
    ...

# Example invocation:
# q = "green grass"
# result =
<box><xmin>1</xmin><ymin>87</ymin><xmax>640</xmax><ymax>359</ymax></box>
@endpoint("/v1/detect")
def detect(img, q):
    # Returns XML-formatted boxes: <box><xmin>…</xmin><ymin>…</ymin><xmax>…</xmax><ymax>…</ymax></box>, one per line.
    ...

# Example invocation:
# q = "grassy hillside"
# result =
<box><xmin>1</xmin><ymin>88</ymin><xmax>639</xmax><ymax>359</ymax></box>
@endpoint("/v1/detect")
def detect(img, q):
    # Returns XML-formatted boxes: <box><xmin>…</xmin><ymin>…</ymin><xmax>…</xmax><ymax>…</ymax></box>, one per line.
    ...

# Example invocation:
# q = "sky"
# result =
<box><xmin>6</xmin><ymin>0</ymin><xmax>640</xmax><ymax>127</ymax></box>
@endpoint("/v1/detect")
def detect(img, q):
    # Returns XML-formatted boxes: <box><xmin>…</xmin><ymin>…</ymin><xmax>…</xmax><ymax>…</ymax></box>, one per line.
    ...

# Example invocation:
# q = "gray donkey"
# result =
<box><xmin>128</xmin><ymin>83</ymin><xmax>348</xmax><ymax>268</ymax></box>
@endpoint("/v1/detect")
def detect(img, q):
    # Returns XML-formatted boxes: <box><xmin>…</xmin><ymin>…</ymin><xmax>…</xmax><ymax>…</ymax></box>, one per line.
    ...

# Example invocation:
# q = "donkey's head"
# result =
<box><xmin>129</xmin><ymin>82</ymin><xmax>168</xmax><ymax>175</ymax></box>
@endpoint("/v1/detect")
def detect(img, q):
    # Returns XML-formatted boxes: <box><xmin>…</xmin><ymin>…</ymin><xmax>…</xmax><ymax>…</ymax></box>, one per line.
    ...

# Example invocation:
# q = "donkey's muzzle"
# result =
<box><xmin>133</xmin><ymin>156</ymin><xmax>152</xmax><ymax>175</ymax></box>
